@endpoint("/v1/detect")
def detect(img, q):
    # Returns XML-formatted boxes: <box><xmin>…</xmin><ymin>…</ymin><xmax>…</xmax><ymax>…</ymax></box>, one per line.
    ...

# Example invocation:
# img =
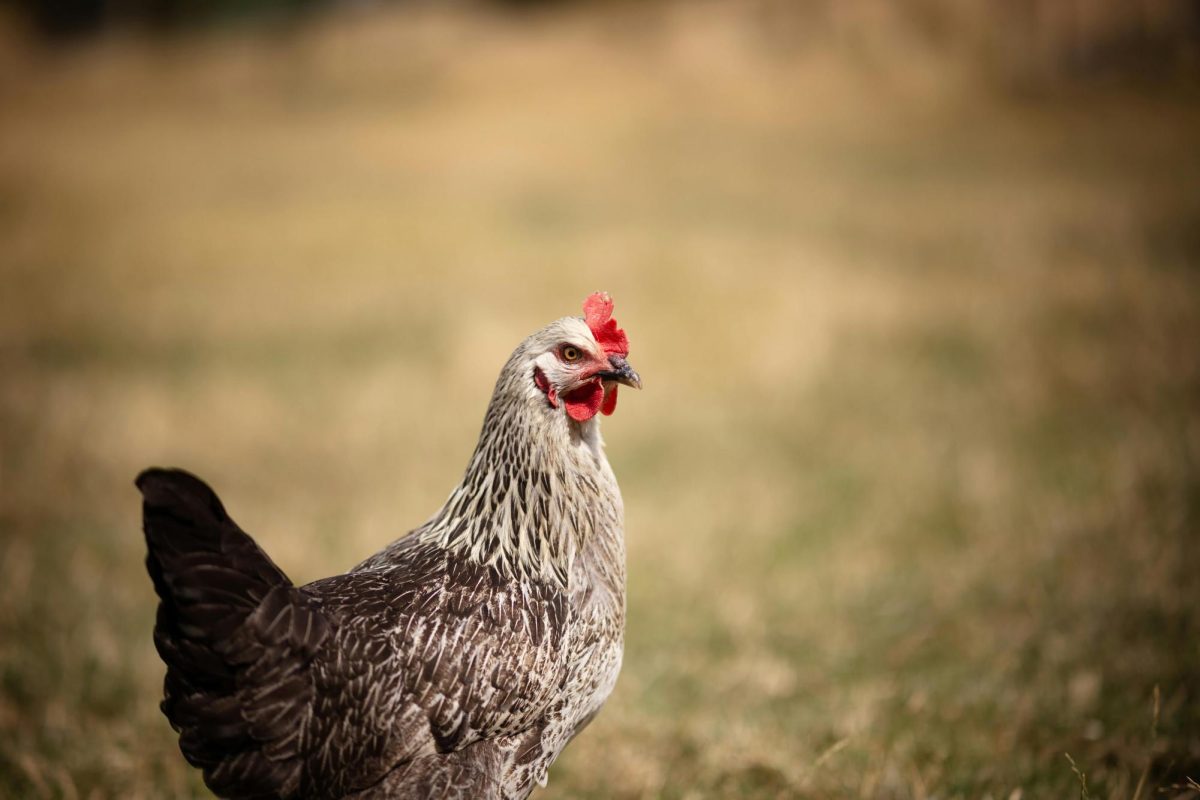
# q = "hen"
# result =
<box><xmin>138</xmin><ymin>293</ymin><xmax>640</xmax><ymax>799</ymax></box>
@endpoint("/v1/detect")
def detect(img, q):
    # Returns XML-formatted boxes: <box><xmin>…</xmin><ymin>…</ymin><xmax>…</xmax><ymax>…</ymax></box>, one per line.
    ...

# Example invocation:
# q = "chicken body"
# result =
<box><xmin>140</xmin><ymin>302</ymin><xmax>638</xmax><ymax>799</ymax></box>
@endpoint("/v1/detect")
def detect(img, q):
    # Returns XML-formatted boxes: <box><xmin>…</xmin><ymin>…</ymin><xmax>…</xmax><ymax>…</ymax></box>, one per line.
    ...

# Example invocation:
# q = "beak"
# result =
<box><xmin>597</xmin><ymin>355</ymin><xmax>642</xmax><ymax>390</ymax></box>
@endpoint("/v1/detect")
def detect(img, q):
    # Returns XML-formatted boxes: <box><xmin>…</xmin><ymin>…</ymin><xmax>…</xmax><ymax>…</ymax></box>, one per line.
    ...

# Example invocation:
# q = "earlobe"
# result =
<box><xmin>533</xmin><ymin>367</ymin><xmax>559</xmax><ymax>408</ymax></box>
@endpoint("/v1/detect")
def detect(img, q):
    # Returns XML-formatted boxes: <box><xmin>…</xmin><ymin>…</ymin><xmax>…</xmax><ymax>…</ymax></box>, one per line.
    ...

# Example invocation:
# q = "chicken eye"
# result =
<box><xmin>560</xmin><ymin>345</ymin><xmax>582</xmax><ymax>362</ymax></box>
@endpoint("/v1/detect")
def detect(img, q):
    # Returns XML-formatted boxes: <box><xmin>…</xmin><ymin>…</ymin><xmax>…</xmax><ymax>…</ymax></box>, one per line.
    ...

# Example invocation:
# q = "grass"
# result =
<box><xmin>1</xmin><ymin>3</ymin><xmax>1198</xmax><ymax>798</ymax></box>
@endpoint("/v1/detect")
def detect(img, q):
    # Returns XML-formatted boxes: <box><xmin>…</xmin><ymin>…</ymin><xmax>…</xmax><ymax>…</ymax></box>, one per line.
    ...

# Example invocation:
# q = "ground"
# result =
<box><xmin>0</xmin><ymin>4</ymin><xmax>1198</xmax><ymax>798</ymax></box>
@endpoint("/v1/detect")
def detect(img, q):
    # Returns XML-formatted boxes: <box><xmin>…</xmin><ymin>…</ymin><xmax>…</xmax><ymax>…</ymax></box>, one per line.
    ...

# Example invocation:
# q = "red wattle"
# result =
<box><xmin>563</xmin><ymin>381</ymin><xmax>604</xmax><ymax>421</ymax></box>
<box><xmin>601</xmin><ymin>385</ymin><xmax>618</xmax><ymax>416</ymax></box>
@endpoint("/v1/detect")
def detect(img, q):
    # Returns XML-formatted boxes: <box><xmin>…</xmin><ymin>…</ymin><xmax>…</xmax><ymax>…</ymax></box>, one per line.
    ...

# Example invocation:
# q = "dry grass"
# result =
<box><xmin>1</xmin><ymin>3</ymin><xmax>1198</xmax><ymax>798</ymax></box>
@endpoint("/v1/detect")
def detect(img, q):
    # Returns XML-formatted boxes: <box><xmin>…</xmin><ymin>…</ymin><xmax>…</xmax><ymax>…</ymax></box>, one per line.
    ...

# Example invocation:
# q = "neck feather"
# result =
<box><xmin>414</xmin><ymin>355</ymin><xmax>621</xmax><ymax>587</ymax></box>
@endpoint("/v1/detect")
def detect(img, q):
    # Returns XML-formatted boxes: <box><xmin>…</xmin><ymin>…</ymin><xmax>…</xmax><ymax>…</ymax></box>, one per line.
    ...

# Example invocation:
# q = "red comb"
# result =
<box><xmin>583</xmin><ymin>292</ymin><xmax>629</xmax><ymax>357</ymax></box>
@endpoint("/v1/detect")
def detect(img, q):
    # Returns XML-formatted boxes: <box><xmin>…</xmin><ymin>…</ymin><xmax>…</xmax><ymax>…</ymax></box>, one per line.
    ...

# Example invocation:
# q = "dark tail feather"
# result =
<box><xmin>138</xmin><ymin>468</ymin><xmax>330</xmax><ymax>799</ymax></box>
<box><xmin>138</xmin><ymin>467</ymin><xmax>290</xmax><ymax>599</ymax></box>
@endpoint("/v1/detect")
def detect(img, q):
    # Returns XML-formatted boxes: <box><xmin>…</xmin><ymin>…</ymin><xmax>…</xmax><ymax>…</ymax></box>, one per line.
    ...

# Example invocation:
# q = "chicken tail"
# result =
<box><xmin>138</xmin><ymin>467</ymin><xmax>330</xmax><ymax>799</ymax></box>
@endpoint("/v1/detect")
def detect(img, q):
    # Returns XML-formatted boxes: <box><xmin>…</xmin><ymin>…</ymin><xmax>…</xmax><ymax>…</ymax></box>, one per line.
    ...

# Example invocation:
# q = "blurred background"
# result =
<box><xmin>1</xmin><ymin>0</ymin><xmax>1199</xmax><ymax>797</ymax></box>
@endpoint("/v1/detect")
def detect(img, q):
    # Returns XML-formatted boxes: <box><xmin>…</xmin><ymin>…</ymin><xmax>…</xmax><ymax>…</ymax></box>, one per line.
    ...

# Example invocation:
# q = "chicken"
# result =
<box><xmin>138</xmin><ymin>293</ymin><xmax>640</xmax><ymax>799</ymax></box>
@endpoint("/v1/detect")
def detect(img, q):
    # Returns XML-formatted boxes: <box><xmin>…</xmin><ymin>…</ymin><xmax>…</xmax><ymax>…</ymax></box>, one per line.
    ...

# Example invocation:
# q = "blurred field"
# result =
<box><xmin>2</xmin><ymin>3</ymin><xmax>1199</xmax><ymax>798</ymax></box>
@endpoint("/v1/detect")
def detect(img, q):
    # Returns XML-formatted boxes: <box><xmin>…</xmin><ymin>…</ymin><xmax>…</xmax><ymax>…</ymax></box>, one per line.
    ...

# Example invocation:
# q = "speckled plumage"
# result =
<box><xmin>140</xmin><ymin>306</ymin><xmax>637</xmax><ymax>799</ymax></box>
